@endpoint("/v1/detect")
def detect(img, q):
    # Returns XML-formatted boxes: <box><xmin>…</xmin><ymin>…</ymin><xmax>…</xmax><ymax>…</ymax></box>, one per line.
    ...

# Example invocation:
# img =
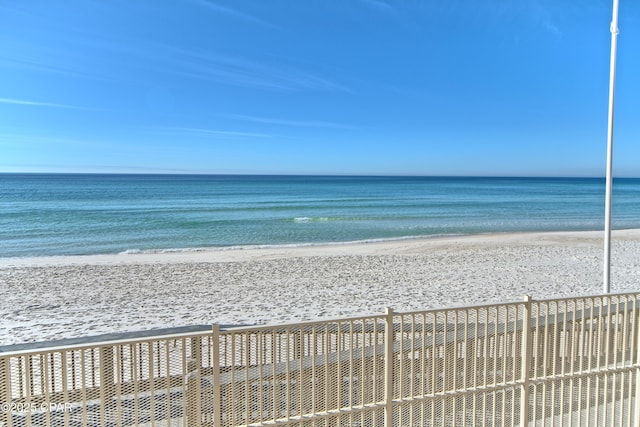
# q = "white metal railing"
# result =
<box><xmin>1</xmin><ymin>292</ymin><xmax>640</xmax><ymax>426</ymax></box>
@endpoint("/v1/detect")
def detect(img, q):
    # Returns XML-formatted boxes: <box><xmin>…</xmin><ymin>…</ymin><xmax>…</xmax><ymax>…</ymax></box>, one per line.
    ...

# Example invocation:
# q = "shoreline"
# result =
<box><xmin>2</xmin><ymin>228</ymin><xmax>639</xmax><ymax>268</ymax></box>
<box><xmin>2</xmin><ymin>229</ymin><xmax>640</xmax><ymax>346</ymax></box>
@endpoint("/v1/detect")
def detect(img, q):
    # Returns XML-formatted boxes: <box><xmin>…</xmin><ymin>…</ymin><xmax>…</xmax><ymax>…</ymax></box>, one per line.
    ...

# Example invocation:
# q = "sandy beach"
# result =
<box><xmin>1</xmin><ymin>229</ymin><xmax>639</xmax><ymax>346</ymax></box>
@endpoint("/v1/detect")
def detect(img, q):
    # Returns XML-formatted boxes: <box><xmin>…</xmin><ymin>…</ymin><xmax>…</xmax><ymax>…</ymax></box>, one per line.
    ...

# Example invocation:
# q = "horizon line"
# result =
<box><xmin>0</xmin><ymin>171</ymin><xmax>636</xmax><ymax>179</ymax></box>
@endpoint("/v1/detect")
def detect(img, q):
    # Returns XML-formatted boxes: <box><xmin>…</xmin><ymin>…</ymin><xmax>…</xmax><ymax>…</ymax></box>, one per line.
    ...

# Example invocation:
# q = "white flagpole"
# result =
<box><xmin>603</xmin><ymin>0</ymin><xmax>620</xmax><ymax>294</ymax></box>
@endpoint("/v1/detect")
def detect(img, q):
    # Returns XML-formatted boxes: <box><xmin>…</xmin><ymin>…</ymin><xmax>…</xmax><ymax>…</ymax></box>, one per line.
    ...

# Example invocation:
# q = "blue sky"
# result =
<box><xmin>1</xmin><ymin>0</ymin><xmax>638</xmax><ymax>176</ymax></box>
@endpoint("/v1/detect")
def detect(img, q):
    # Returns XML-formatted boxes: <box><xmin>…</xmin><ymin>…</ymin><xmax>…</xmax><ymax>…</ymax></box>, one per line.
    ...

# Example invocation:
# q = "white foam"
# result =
<box><xmin>119</xmin><ymin>249</ymin><xmax>143</xmax><ymax>255</ymax></box>
<box><xmin>293</xmin><ymin>217</ymin><xmax>330</xmax><ymax>223</ymax></box>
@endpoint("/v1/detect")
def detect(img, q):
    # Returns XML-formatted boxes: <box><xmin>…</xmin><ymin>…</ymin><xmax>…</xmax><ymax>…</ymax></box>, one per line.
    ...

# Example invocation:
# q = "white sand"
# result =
<box><xmin>1</xmin><ymin>230</ymin><xmax>639</xmax><ymax>346</ymax></box>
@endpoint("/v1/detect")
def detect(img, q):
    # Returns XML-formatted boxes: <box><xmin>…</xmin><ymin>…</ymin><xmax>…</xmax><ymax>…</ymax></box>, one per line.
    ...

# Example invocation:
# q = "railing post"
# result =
<box><xmin>186</xmin><ymin>357</ymin><xmax>202</xmax><ymax>427</ymax></box>
<box><xmin>1</xmin><ymin>356</ymin><xmax>10</xmax><ymax>427</ymax></box>
<box><xmin>384</xmin><ymin>307</ymin><xmax>395</xmax><ymax>426</ymax></box>
<box><xmin>212</xmin><ymin>325</ymin><xmax>222</xmax><ymax>427</ymax></box>
<box><xmin>99</xmin><ymin>346</ymin><xmax>115</xmax><ymax>426</ymax></box>
<box><xmin>187</xmin><ymin>336</ymin><xmax>203</xmax><ymax>427</ymax></box>
<box><xmin>520</xmin><ymin>295</ymin><xmax>533</xmax><ymax>427</ymax></box>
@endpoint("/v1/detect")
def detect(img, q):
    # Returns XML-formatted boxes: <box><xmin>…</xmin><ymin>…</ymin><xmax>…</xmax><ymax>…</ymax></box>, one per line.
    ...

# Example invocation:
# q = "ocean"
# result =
<box><xmin>1</xmin><ymin>174</ymin><xmax>639</xmax><ymax>258</ymax></box>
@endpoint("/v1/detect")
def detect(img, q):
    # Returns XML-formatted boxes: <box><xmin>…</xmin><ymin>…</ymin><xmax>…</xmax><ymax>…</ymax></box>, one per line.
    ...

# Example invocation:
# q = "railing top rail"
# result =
<box><xmin>396</xmin><ymin>299</ymin><xmax>525</xmax><ymax>317</ymax></box>
<box><xmin>219</xmin><ymin>292</ymin><xmax>640</xmax><ymax>336</ymax></box>
<box><xmin>220</xmin><ymin>313</ymin><xmax>388</xmax><ymax>334</ymax></box>
<box><xmin>402</xmin><ymin>291</ymin><xmax>640</xmax><ymax>315</ymax></box>
<box><xmin>529</xmin><ymin>291</ymin><xmax>640</xmax><ymax>305</ymax></box>
<box><xmin>216</xmin><ymin>299</ymin><xmax>530</xmax><ymax>337</ymax></box>
<box><xmin>0</xmin><ymin>325</ymin><xmax>215</xmax><ymax>357</ymax></box>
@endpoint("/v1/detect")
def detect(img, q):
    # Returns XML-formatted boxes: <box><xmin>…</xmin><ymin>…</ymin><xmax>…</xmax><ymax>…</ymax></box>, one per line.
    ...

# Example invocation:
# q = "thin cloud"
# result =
<box><xmin>155</xmin><ymin>127</ymin><xmax>276</xmax><ymax>139</ymax></box>
<box><xmin>191</xmin><ymin>0</ymin><xmax>280</xmax><ymax>30</ymax></box>
<box><xmin>0</xmin><ymin>97</ymin><xmax>84</xmax><ymax>109</ymax></box>
<box><xmin>0</xmin><ymin>132</ymin><xmax>109</xmax><ymax>150</ymax></box>
<box><xmin>358</xmin><ymin>0</ymin><xmax>395</xmax><ymax>14</ymax></box>
<box><xmin>227</xmin><ymin>114</ymin><xmax>361</xmax><ymax>130</ymax></box>
<box><xmin>0</xmin><ymin>56</ymin><xmax>99</xmax><ymax>81</ymax></box>
<box><xmin>530</xmin><ymin>0</ymin><xmax>562</xmax><ymax>38</ymax></box>
<box><xmin>159</xmin><ymin>47</ymin><xmax>354</xmax><ymax>94</ymax></box>
<box><xmin>542</xmin><ymin>20</ymin><xmax>562</xmax><ymax>37</ymax></box>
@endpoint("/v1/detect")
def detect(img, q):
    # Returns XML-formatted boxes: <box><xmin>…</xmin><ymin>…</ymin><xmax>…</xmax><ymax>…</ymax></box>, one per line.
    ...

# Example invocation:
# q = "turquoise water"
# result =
<box><xmin>1</xmin><ymin>174</ymin><xmax>639</xmax><ymax>258</ymax></box>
